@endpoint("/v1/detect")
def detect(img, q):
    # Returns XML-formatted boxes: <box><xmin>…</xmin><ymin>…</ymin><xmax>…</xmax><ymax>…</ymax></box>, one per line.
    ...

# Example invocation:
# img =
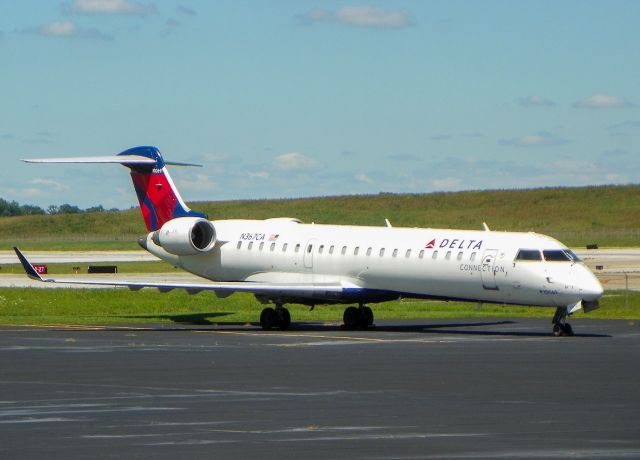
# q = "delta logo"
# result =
<box><xmin>425</xmin><ymin>238</ymin><xmax>483</xmax><ymax>250</ymax></box>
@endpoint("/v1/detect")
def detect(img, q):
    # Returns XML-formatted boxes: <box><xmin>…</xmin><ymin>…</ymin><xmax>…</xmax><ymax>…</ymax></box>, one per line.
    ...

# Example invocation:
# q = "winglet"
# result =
<box><xmin>13</xmin><ymin>247</ymin><xmax>44</xmax><ymax>281</ymax></box>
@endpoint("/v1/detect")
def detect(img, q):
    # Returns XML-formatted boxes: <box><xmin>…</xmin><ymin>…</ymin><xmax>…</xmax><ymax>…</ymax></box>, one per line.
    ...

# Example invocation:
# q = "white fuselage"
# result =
<box><xmin>144</xmin><ymin>218</ymin><xmax>603</xmax><ymax>309</ymax></box>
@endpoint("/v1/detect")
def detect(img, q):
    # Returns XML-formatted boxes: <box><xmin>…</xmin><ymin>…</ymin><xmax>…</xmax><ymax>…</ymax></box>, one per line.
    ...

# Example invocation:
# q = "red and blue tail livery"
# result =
<box><xmin>120</xmin><ymin>147</ymin><xmax>206</xmax><ymax>231</ymax></box>
<box><xmin>23</xmin><ymin>146</ymin><xmax>206</xmax><ymax>231</ymax></box>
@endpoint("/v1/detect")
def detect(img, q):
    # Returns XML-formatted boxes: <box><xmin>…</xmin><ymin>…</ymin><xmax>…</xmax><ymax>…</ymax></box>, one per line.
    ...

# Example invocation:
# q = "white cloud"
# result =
<box><xmin>273</xmin><ymin>152</ymin><xmax>319</xmax><ymax>171</ymax></box>
<box><xmin>430</xmin><ymin>177</ymin><xmax>462</xmax><ymax>189</ymax></box>
<box><xmin>33</xmin><ymin>20</ymin><xmax>111</xmax><ymax>40</ymax></box>
<box><xmin>605</xmin><ymin>173</ymin><xmax>627</xmax><ymax>182</ymax></box>
<box><xmin>248</xmin><ymin>171</ymin><xmax>270</xmax><ymax>180</ymax></box>
<box><xmin>5</xmin><ymin>187</ymin><xmax>45</xmax><ymax>198</ymax></box>
<box><xmin>573</xmin><ymin>94</ymin><xmax>634</xmax><ymax>109</ymax></box>
<box><xmin>500</xmin><ymin>131</ymin><xmax>568</xmax><ymax>148</ymax></box>
<box><xmin>354</xmin><ymin>172</ymin><xmax>373</xmax><ymax>184</ymax></box>
<box><xmin>178</xmin><ymin>174</ymin><xmax>217</xmax><ymax>191</ymax></box>
<box><xmin>336</xmin><ymin>6</ymin><xmax>412</xmax><ymax>28</ymax></box>
<box><xmin>31</xmin><ymin>178</ymin><xmax>70</xmax><ymax>192</ymax></box>
<box><xmin>518</xmin><ymin>95</ymin><xmax>556</xmax><ymax>107</ymax></box>
<box><xmin>300</xmin><ymin>6</ymin><xmax>412</xmax><ymax>29</ymax></box>
<box><xmin>68</xmin><ymin>0</ymin><xmax>153</xmax><ymax>15</ymax></box>
<box><xmin>40</xmin><ymin>21</ymin><xmax>77</xmax><ymax>37</ymax></box>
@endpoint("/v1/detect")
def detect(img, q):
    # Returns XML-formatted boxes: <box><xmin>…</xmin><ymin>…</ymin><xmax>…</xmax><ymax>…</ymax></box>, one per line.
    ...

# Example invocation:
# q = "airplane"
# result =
<box><xmin>15</xmin><ymin>146</ymin><xmax>603</xmax><ymax>336</ymax></box>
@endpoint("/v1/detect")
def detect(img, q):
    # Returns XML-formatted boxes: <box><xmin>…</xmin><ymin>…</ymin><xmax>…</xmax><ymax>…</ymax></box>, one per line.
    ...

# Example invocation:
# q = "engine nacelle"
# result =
<box><xmin>151</xmin><ymin>217</ymin><xmax>217</xmax><ymax>255</ymax></box>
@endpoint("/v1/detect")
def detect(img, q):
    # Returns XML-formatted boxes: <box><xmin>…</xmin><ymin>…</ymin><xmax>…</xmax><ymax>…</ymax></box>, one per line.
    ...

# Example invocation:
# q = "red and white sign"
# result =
<box><xmin>33</xmin><ymin>264</ymin><xmax>48</xmax><ymax>275</ymax></box>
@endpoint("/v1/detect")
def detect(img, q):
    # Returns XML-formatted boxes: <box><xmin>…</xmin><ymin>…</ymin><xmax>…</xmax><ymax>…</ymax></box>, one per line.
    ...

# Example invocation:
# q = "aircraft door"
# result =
<box><xmin>304</xmin><ymin>239</ymin><xmax>317</xmax><ymax>269</ymax></box>
<box><xmin>481</xmin><ymin>249</ymin><xmax>499</xmax><ymax>290</ymax></box>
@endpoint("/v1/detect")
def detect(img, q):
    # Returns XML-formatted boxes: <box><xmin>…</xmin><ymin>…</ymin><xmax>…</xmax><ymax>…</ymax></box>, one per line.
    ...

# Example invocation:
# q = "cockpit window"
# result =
<box><xmin>543</xmin><ymin>249</ymin><xmax>581</xmax><ymax>262</ymax></box>
<box><xmin>515</xmin><ymin>249</ymin><xmax>542</xmax><ymax>261</ymax></box>
<box><xmin>564</xmin><ymin>250</ymin><xmax>582</xmax><ymax>262</ymax></box>
<box><xmin>543</xmin><ymin>250</ymin><xmax>572</xmax><ymax>262</ymax></box>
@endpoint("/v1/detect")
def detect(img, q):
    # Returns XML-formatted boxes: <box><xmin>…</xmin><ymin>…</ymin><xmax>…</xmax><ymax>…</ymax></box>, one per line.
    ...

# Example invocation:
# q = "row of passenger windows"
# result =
<box><xmin>236</xmin><ymin>240</ymin><xmax>478</xmax><ymax>261</ymax></box>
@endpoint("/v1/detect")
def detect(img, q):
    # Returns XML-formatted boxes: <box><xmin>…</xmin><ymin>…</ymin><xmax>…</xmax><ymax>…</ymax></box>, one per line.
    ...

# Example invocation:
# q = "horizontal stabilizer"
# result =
<box><xmin>23</xmin><ymin>156</ymin><xmax>201</xmax><ymax>167</ymax></box>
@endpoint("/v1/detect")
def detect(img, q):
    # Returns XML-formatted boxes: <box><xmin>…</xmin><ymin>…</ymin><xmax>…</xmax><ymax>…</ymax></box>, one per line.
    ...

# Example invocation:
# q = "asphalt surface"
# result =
<box><xmin>1</xmin><ymin>319</ymin><xmax>639</xmax><ymax>459</ymax></box>
<box><xmin>0</xmin><ymin>250</ymin><xmax>158</xmax><ymax>264</ymax></box>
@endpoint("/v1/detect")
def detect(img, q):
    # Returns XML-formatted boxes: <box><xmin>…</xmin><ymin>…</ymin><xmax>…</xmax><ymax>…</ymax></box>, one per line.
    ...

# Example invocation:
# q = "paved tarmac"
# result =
<box><xmin>0</xmin><ymin>250</ymin><xmax>159</xmax><ymax>264</ymax></box>
<box><xmin>1</xmin><ymin>319</ymin><xmax>639</xmax><ymax>459</ymax></box>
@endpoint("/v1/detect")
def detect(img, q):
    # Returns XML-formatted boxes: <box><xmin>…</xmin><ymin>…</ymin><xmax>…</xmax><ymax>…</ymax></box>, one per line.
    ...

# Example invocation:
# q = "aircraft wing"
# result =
<box><xmin>13</xmin><ymin>247</ymin><xmax>344</xmax><ymax>296</ymax></box>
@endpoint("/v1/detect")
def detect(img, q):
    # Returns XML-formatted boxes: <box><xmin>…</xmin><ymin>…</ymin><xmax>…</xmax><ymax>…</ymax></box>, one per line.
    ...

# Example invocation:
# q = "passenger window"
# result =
<box><xmin>329</xmin><ymin>245</ymin><xmax>335</xmax><ymax>254</ymax></box>
<box><xmin>282</xmin><ymin>243</ymin><xmax>288</xmax><ymax>252</ymax></box>
<box><xmin>470</xmin><ymin>252</ymin><xmax>476</xmax><ymax>261</ymax></box>
<box><xmin>354</xmin><ymin>247</ymin><xmax>359</xmax><ymax>256</ymax></box>
<box><xmin>259</xmin><ymin>242</ymin><xmax>264</xmax><ymax>251</ymax></box>
<box><xmin>366</xmin><ymin>247</ymin><xmax>372</xmax><ymax>256</ymax></box>
<box><xmin>237</xmin><ymin>241</ymin><xmax>242</xmax><ymax>250</ymax></box>
<box><xmin>392</xmin><ymin>249</ymin><xmax>398</xmax><ymax>258</ymax></box>
<box><xmin>295</xmin><ymin>244</ymin><xmax>301</xmax><ymax>253</ymax></box>
<box><xmin>270</xmin><ymin>242</ymin><xmax>275</xmax><ymax>251</ymax></box>
<box><xmin>379</xmin><ymin>248</ymin><xmax>385</xmax><ymax>257</ymax></box>
<box><xmin>445</xmin><ymin>251</ymin><xmax>451</xmax><ymax>260</ymax></box>
<box><xmin>341</xmin><ymin>246</ymin><xmax>347</xmax><ymax>255</ymax></box>
<box><xmin>419</xmin><ymin>250</ymin><xmax>424</xmax><ymax>259</ymax></box>
<box><xmin>432</xmin><ymin>250</ymin><xmax>438</xmax><ymax>259</ymax></box>
<box><xmin>515</xmin><ymin>249</ymin><xmax>542</xmax><ymax>261</ymax></box>
<box><xmin>248</xmin><ymin>242</ymin><xmax>253</xmax><ymax>250</ymax></box>
<box><xmin>457</xmin><ymin>251</ymin><xmax>463</xmax><ymax>261</ymax></box>
<box><xmin>405</xmin><ymin>249</ymin><xmax>411</xmax><ymax>258</ymax></box>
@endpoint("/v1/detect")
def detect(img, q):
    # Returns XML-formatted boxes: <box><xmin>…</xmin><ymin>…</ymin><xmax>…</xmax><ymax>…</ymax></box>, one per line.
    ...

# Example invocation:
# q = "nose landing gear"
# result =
<box><xmin>552</xmin><ymin>306</ymin><xmax>574</xmax><ymax>337</ymax></box>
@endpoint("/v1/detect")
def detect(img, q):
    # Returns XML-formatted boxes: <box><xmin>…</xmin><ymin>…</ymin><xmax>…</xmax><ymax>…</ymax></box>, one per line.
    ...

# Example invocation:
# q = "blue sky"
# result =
<box><xmin>1</xmin><ymin>0</ymin><xmax>639</xmax><ymax>209</ymax></box>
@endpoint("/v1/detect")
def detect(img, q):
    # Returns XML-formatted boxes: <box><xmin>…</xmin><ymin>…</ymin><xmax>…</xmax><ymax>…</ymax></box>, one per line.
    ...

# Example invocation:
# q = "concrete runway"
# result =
<box><xmin>1</xmin><ymin>319</ymin><xmax>639</xmax><ymax>459</ymax></box>
<box><xmin>0</xmin><ymin>250</ymin><xmax>159</xmax><ymax>264</ymax></box>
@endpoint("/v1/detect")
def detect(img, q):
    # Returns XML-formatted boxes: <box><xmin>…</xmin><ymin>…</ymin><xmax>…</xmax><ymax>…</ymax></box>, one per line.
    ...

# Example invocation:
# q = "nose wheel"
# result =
<box><xmin>552</xmin><ymin>306</ymin><xmax>574</xmax><ymax>337</ymax></box>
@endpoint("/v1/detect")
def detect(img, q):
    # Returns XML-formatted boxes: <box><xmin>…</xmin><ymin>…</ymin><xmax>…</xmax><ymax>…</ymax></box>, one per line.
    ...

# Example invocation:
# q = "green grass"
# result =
<box><xmin>0</xmin><ymin>288</ymin><xmax>637</xmax><ymax>326</ymax></box>
<box><xmin>1</xmin><ymin>184</ymin><xmax>639</xmax><ymax>250</ymax></box>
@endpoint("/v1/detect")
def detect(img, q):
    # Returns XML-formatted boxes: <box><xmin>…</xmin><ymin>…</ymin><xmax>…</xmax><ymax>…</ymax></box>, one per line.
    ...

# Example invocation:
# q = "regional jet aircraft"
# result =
<box><xmin>16</xmin><ymin>146</ymin><xmax>603</xmax><ymax>336</ymax></box>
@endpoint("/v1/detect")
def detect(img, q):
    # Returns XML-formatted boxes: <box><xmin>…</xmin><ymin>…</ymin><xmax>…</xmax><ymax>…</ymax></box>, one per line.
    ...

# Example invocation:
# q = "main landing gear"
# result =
<box><xmin>552</xmin><ymin>306</ymin><xmax>574</xmax><ymax>337</ymax></box>
<box><xmin>260</xmin><ymin>304</ymin><xmax>291</xmax><ymax>331</ymax></box>
<box><xmin>343</xmin><ymin>304</ymin><xmax>374</xmax><ymax>330</ymax></box>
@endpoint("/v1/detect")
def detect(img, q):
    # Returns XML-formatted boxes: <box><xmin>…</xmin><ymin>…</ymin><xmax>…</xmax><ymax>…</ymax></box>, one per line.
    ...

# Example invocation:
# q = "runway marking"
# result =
<box><xmin>1</xmin><ymin>324</ymin><xmax>559</xmax><ymax>345</ymax></box>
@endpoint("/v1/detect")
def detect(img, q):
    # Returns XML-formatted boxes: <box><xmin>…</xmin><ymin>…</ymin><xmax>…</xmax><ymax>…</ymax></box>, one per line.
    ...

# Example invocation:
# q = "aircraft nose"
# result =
<box><xmin>578</xmin><ymin>266</ymin><xmax>603</xmax><ymax>301</ymax></box>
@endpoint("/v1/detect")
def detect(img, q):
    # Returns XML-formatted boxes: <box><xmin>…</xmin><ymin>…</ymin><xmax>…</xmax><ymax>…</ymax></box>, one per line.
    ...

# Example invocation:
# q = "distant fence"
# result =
<box><xmin>597</xmin><ymin>272</ymin><xmax>640</xmax><ymax>291</ymax></box>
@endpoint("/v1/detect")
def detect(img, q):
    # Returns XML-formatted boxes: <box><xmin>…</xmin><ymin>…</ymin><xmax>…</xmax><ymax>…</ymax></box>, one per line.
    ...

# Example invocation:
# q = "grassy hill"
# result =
<box><xmin>1</xmin><ymin>184</ymin><xmax>639</xmax><ymax>250</ymax></box>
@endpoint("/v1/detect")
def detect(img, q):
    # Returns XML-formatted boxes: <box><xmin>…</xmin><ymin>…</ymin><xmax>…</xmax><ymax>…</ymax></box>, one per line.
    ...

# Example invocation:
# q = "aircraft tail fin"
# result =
<box><xmin>23</xmin><ymin>146</ymin><xmax>207</xmax><ymax>231</ymax></box>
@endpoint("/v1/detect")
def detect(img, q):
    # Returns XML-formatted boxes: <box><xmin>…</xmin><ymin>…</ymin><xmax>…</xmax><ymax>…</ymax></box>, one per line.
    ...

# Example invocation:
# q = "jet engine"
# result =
<box><xmin>151</xmin><ymin>217</ymin><xmax>217</xmax><ymax>255</ymax></box>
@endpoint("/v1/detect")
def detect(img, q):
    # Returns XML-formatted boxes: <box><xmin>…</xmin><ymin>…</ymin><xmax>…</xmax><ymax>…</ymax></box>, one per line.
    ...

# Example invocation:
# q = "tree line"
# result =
<box><xmin>0</xmin><ymin>198</ymin><xmax>118</xmax><ymax>217</ymax></box>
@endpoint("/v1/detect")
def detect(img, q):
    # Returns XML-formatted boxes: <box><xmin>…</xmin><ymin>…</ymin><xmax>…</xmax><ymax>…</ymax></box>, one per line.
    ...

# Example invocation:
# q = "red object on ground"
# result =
<box><xmin>32</xmin><ymin>264</ymin><xmax>48</xmax><ymax>275</ymax></box>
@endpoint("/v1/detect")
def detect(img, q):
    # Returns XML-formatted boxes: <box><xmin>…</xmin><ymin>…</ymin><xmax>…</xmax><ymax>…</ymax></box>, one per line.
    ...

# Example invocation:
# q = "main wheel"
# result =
<box><xmin>562</xmin><ymin>323</ymin><xmax>574</xmax><ymax>337</ymax></box>
<box><xmin>361</xmin><ymin>306</ymin><xmax>374</xmax><ymax>326</ymax></box>
<box><xmin>260</xmin><ymin>307</ymin><xmax>277</xmax><ymax>330</ymax></box>
<box><xmin>343</xmin><ymin>306</ymin><xmax>361</xmax><ymax>330</ymax></box>
<box><xmin>276</xmin><ymin>308</ymin><xmax>291</xmax><ymax>330</ymax></box>
<box><xmin>553</xmin><ymin>324</ymin><xmax>563</xmax><ymax>337</ymax></box>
